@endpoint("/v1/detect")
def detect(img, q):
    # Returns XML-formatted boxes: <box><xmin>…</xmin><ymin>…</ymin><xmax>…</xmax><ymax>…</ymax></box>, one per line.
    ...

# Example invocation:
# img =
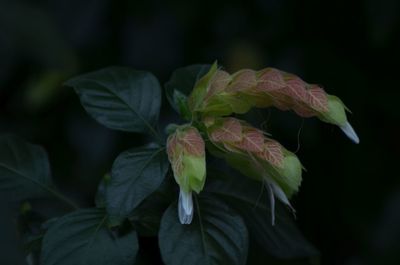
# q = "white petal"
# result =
<box><xmin>265</xmin><ymin>181</ymin><xmax>275</xmax><ymax>226</ymax></box>
<box><xmin>270</xmin><ymin>181</ymin><xmax>295</xmax><ymax>214</ymax></box>
<box><xmin>178</xmin><ymin>189</ymin><xmax>193</xmax><ymax>224</ymax></box>
<box><xmin>340</xmin><ymin>122</ymin><xmax>360</xmax><ymax>144</ymax></box>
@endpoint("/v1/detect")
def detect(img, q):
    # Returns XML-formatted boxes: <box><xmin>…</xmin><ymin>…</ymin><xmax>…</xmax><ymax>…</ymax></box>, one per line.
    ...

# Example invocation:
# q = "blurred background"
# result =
<box><xmin>0</xmin><ymin>0</ymin><xmax>399</xmax><ymax>264</ymax></box>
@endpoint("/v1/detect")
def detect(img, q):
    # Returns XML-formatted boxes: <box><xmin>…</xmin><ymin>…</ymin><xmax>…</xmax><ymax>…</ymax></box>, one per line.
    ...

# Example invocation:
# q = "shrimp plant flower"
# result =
<box><xmin>166</xmin><ymin>62</ymin><xmax>359</xmax><ymax>224</ymax></box>
<box><xmin>166</xmin><ymin>125</ymin><xmax>206</xmax><ymax>224</ymax></box>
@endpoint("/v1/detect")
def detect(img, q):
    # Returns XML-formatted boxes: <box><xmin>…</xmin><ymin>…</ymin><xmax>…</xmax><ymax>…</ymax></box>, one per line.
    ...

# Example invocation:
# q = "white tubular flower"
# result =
<box><xmin>340</xmin><ymin>121</ymin><xmax>360</xmax><ymax>144</ymax></box>
<box><xmin>264</xmin><ymin>176</ymin><xmax>296</xmax><ymax>226</ymax></box>
<box><xmin>167</xmin><ymin>125</ymin><xmax>206</xmax><ymax>225</ymax></box>
<box><xmin>178</xmin><ymin>190</ymin><xmax>193</xmax><ymax>224</ymax></box>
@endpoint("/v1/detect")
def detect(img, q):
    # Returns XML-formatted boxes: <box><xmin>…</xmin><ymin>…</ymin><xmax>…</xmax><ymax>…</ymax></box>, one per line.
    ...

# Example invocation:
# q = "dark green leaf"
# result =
<box><xmin>0</xmin><ymin>205</ymin><xmax>27</xmax><ymax>265</ymax></box>
<box><xmin>21</xmin><ymin>216</ymin><xmax>61</xmax><ymax>256</ymax></box>
<box><xmin>234</xmin><ymin>200</ymin><xmax>318</xmax><ymax>259</ymax></box>
<box><xmin>95</xmin><ymin>173</ymin><xmax>111</xmax><ymax>208</ymax></box>
<box><xmin>165</xmin><ymin>64</ymin><xmax>211</xmax><ymax>117</ymax></box>
<box><xmin>41</xmin><ymin>208</ymin><xmax>138</xmax><ymax>265</ymax></box>
<box><xmin>106</xmin><ymin>146</ymin><xmax>169</xmax><ymax>217</ymax></box>
<box><xmin>0</xmin><ymin>135</ymin><xmax>52</xmax><ymax>202</ymax></box>
<box><xmin>41</xmin><ymin>217</ymin><xmax>59</xmax><ymax>230</ymax></box>
<box><xmin>205</xmin><ymin>167</ymin><xmax>319</xmax><ymax>259</ymax></box>
<box><xmin>130</xmin><ymin>175</ymin><xmax>176</xmax><ymax>236</ymax></box>
<box><xmin>159</xmin><ymin>196</ymin><xmax>248</xmax><ymax>265</ymax></box>
<box><xmin>66</xmin><ymin>67</ymin><xmax>161</xmax><ymax>136</ymax></box>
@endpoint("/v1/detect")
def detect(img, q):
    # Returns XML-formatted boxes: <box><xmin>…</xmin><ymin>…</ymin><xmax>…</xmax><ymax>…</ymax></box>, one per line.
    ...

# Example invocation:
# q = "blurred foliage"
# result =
<box><xmin>0</xmin><ymin>0</ymin><xmax>399</xmax><ymax>264</ymax></box>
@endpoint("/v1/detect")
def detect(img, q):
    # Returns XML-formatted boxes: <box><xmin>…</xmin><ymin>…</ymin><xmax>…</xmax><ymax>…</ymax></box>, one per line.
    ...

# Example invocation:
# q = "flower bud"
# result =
<box><xmin>204</xmin><ymin>117</ymin><xmax>302</xmax><ymax>224</ymax></box>
<box><xmin>188</xmin><ymin>65</ymin><xmax>359</xmax><ymax>143</ymax></box>
<box><xmin>204</xmin><ymin>117</ymin><xmax>302</xmax><ymax>199</ymax></box>
<box><xmin>166</xmin><ymin>125</ymin><xmax>206</xmax><ymax>224</ymax></box>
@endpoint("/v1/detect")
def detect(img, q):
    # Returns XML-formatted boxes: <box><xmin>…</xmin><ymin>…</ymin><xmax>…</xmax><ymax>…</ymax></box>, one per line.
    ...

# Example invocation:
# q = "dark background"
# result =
<box><xmin>0</xmin><ymin>0</ymin><xmax>399</xmax><ymax>264</ymax></box>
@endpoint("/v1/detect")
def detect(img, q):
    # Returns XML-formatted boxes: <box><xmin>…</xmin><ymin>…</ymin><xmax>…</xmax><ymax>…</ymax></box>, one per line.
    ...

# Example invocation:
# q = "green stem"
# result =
<box><xmin>148</xmin><ymin>124</ymin><xmax>164</xmax><ymax>145</ymax></box>
<box><xmin>47</xmin><ymin>188</ymin><xmax>79</xmax><ymax>210</ymax></box>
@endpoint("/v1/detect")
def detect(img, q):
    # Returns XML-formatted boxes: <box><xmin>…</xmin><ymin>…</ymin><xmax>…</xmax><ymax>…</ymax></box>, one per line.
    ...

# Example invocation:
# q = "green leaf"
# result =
<box><xmin>0</xmin><ymin>205</ymin><xmax>27</xmax><ymax>265</ymax></box>
<box><xmin>205</xmin><ymin>168</ymin><xmax>319</xmax><ymax>259</ymax></box>
<box><xmin>41</xmin><ymin>208</ymin><xmax>138</xmax><ymax>265</ymax></box>
<box><xmin>165</xmin><ymin>64</ymin><xmax>211</xmax><ymax>116</ymax></box>
<box><xmin>159</xmin><ymin>196</ymin><xmax>249</xmax><ymax>265</ymax></box>
<box><xmin>66</xmin><ymin>67</ymin><xmax>162</xmax><ymax>137</ymax></box>
<box><xmin>0</xmin><ymin>135</ymin><xmax>78</xmax><ymax>209</ymax></box>
<box><xmin>188</xmin><ymin>62</ymin><xmax>218</xmax><ymax>112</ymax></box>
<box><xmin>130</xmin><ymin>175</ymin><xmax>175</xmax><ymax>236</ymax></box>
<box><xmin>95</xmin><ymin>173</ymin><xmax>111</xmax><ymax>208</ymax></box>
<box><xmin>0</xmin><ymin>135</ymin><xmax>52</xmax><ymax>202</ymax></box>
<box><xmin>106</xmin><ymin>146</ymin><xmax>169</xmax><ymax>218</ymax></box>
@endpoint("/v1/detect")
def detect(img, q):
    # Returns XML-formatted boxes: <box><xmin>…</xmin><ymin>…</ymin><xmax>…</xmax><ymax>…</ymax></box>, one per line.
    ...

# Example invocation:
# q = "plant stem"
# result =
<box><xmin>46</xmin><ymin>187</ymin><xmax>79</xmax><ymax>210</ymax></box>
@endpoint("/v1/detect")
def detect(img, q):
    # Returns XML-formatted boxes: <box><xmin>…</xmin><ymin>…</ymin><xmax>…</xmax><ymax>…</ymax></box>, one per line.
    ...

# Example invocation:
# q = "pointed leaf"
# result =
<box><xmin>165</xmin><ymin>64</ymin><xmax>211</xmax><ymax>115</ymax></box>
<box><xmin>130</xmin><ymin>176</ymin><xmax>175</xmax><ymax>236</ymax></box>
<box><xmin>41</xmin><ymin>208</ymin><xmax>138</xmax><ymax>265</ymax></box>
<box><xmin>66</xmin><ymin>67</ymin><xmax>161</xmax><ymax>135</ymax></box>
<box><xmin>159</xmin><ymin>196</ymin><xmax>249</xmax><ymax>265</ymax></box>
<box><xmin>205</xmin><ymin>167</ymin><xmax>319</xmax><ymax>259</ymax></box>
<box><xmin>106</xmin><ymin>146</ymin><xmax>169</xmax><ymax>217</ymax></box>
<box><xmin>0</xmin><ymin>135</ymin><xmax>52</xmax><ymax>202</ymax></box>
<box><xmin>188</xmin><ymin>62</ymin><xmax>218</xmax><ymax>112</ymax></box>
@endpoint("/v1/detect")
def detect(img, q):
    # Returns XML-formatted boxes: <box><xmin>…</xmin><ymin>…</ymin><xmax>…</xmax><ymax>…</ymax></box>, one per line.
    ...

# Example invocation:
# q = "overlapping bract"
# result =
<box><xmin>188</xmin><ymin>63</ymin><xmax>359</xmax><ymax>143</ymax></box>
<box><xmin>204</xmin><ymin>117</ymin><xmax>302</xmax><ymax>199</ymax></box>
<box><xmin>166</xmin><ymin>125</ymin><xmax>206</xmax><ymax>224</ymax></box>
<box><xmin>167</xmin><ymin>63</ymin><xmax>359</xmax><ymax>225</ymax></box>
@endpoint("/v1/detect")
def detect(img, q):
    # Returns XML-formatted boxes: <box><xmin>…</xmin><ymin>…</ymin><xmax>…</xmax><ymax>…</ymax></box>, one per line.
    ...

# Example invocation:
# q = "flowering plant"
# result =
<box><xmin>167</xmin><ymin>62</ymin><xmax>358</xmax><ymax>226</ymax></box>
<box><xmin>0</xmin><ymin>62</ymin><xmax>358</xmax><ymax>265</ymax></box>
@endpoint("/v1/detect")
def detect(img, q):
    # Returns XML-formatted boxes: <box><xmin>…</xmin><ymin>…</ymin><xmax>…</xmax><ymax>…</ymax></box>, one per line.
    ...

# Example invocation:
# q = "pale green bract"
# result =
<box><xmin>188</xmin><ymin>64</ymin><xmax>359</xmax><ymax>143</ymax></box>
<box><xmin>166</xmin><ymin>125</ymin><xmax>206</xmax><ymax>224</ymax></box>
<box><xmin>181</xmin><ymin>155</ymin><xmax>206</xmax><ymax>194</ymax></box>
